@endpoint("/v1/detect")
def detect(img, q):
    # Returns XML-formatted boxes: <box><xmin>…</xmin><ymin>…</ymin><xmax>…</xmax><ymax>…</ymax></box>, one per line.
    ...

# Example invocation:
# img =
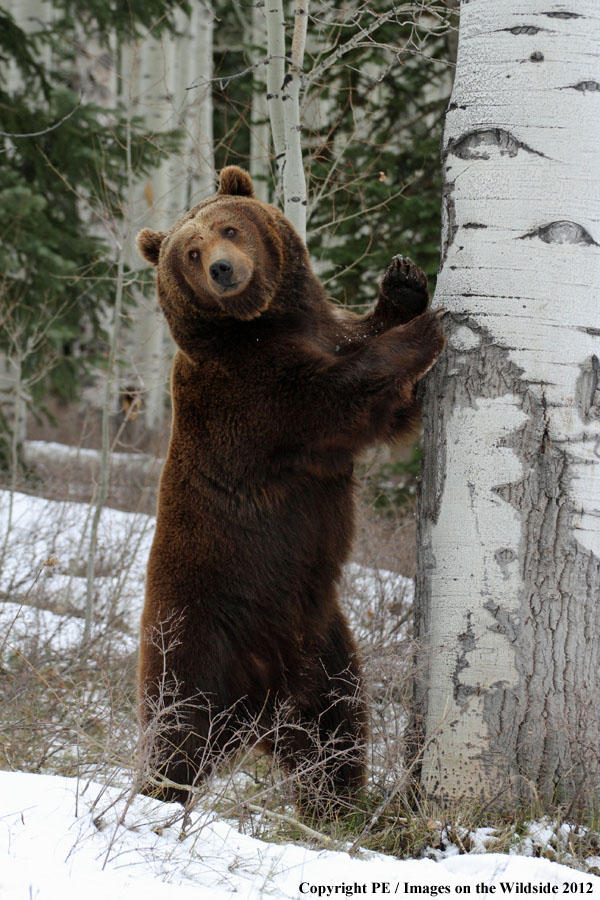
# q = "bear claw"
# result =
<box><xmin>379</xmin><ymin>255</ymin><xmax>429</xmax><ymax>319</ymax></box>
<box><xmin>390</xmin><ymin>255</ymin><xmax>428</xmax><ymax>287</ymax></box>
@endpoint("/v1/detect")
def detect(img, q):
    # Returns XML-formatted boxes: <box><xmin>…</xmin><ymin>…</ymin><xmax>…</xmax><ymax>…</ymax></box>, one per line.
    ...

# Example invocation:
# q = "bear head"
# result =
<box><xmin>137</xmin><ymin>167</ymin><xmax>307</xmax><ymax>332</ymax></box>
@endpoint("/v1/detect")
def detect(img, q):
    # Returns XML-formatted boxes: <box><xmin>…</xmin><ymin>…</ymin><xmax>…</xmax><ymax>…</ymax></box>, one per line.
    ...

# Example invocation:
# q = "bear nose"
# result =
<box><xmin>209</xmin><ymin>259</ymin><xmax>234</xmax><ymax>285</ymax></box>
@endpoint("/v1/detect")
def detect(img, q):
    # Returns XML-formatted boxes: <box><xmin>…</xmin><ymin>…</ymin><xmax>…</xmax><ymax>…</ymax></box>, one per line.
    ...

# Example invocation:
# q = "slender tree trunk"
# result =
<box><xmin>167</xmin><ymin>8</ymin><xmax>193</xmax><ymax>220</ymax></box>
<box><xmin>187</xmin><ymin>1</ymin><xmax>215</xmax><ymax>205</ymax></box>
<box><xmin>415</xmin><ymin>0</ymin><xmax>600</xmax><ymax>811</ymax></box>
<box><xmin>0</xmin><ymin>350</ymin><xmax>24</xmax><ymax>571</ymax></box>
<box><xmin>250</xmin><ymin>1</ymin><xmax>271</xmax><ymax>203</ymax></box>
<box><xmin>265</xmin><ymin>0</ymin><xmax>286</xmax><ymax>183</ymax></box>
<box><xmin>84</xmin><ymin>118</ymin><xmax>132</xmax><ymax>644</ymax></box>
<box><xmin>130</xmin><ymin>34</ymin><xmax>173</xmax><ymax>434</ymax></box>
<box><xmin>281</xmin><ymin>0</ymin><xmax>309</xmax><ymax>241</ymax></box>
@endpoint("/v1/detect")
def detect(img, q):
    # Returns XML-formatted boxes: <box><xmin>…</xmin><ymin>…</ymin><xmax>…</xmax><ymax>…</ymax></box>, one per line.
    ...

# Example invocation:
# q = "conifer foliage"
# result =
<box><xmin>0</xmin><ymin>2</ymin><xmax>181</xmax><ymax>459</ymax></box>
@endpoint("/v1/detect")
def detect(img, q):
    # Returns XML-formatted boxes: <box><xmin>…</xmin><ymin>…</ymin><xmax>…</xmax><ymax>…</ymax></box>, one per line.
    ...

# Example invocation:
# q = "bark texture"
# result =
<box><xmin>123</xmin><ymin>6</ymin><xmax>215</xmax><ymax>434</ymax></box>
<box><xmin>415</xmin><ymin>0</ymin><xmax>600</xmax><ymax>810</ymax></box>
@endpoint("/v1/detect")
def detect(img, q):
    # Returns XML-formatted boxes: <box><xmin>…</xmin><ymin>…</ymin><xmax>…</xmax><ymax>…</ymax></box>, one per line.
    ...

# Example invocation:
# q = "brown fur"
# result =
<box><xmin>136</xmin><ymin>167</ymin><xmax>445</xmax><ymax>810</ymax></box>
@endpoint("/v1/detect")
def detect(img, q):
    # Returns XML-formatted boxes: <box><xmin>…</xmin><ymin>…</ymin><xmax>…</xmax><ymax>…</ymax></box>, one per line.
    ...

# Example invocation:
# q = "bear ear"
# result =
<box><xmin>218</xmin><ymin>166</ymin><xmax>255</xmax><ymax>198</ymax></box>
<box><xmin>137</xmin><ymin>228</ymin><xmax>164</xmax><ymax>266</ymax></box>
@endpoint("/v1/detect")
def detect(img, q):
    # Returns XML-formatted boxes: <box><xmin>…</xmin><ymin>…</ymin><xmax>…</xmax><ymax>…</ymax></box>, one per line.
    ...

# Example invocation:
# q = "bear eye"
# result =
<box><xmin>188</xmin><ymin>249</ymin><xmax>201</xmax><ymax>262</ymax></box>
<box><xmin>223</xmin><ymin>226</ymin><xmax>237</xmax><ymax>238</ymax></box>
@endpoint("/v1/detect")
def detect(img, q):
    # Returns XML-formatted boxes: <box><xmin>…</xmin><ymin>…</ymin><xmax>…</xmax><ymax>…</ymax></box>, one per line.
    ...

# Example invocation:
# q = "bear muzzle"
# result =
<box><xmin>209</xmin><ymin>258</ymin><xmax>235</xmax><ymax>288</ymax></box>
<box><xmin>205</xmin><ymin>251</ymin><xmax>252</xmax><ymax>298</ymax></box>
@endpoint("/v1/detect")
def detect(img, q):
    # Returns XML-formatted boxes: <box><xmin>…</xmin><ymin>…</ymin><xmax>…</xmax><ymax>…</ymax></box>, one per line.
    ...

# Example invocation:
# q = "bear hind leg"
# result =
<box><xmin>271</xmin><ymin>632</ymin><xmax>368</xmax><ymax>819</ymax></box>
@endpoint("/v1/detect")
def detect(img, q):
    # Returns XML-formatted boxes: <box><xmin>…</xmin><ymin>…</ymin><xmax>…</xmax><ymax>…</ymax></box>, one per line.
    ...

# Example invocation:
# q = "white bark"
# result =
<box><xmin>415</xmin><ymin>0</ymin><xmax>600</xmax><ymax>809</ymax></box>
<box><xmin>265</xmin><ymin>0</ymin><xmax>286</xmax><ymax>177</ymax></box>
<box><xmin>187</xmin><ymin>2</ymin><xmax>215</xmax><ymax>204</ymax></box>
<box><xmin>250</xmin><ymin>1</ymin><xmax>271</xmax><ymax>203</ymax></box>
<box><xmin>281</xmin><ymin>0</ymin><xmax>309</xmax><ymax>241</ymax></box>
<box><xmin>7</xmin><ymin>0</ymin><xmax>53</xmax><ymax>79</ymax></box>
<box><xmin>123</xmin><ymin>34</ymin><xmax>172</xmax><ymax>434</ymax></box>
<box><xmin>166</xmin><ymin>8</ymin><xmax>192</xmax><ymax>219</ymax></box>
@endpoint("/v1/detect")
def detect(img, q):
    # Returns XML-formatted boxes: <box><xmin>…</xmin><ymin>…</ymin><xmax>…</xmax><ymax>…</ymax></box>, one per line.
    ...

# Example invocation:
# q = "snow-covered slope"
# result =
<box><xmin>2</xmin><ymin>772</ymin><xmax>599</xmax><ymax>899</ymax></box>
<box><xmin>1</xmin><ymin>475</ymin><xmax>600</xmax><ymax>895</ymax></box>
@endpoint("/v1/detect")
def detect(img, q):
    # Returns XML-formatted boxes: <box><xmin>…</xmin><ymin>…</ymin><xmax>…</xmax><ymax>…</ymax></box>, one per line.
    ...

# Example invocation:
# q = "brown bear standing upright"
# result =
<box><xmin>136</xmin><ymin>166</ymin><xmax>445</xmax><ymax>811</ymax></box>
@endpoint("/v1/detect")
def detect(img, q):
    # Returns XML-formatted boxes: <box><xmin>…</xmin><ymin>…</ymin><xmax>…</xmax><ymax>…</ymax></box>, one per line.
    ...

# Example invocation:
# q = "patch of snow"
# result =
<box><xmin>2</xmin><ymin>476</ymin><xmax>600</xmax><ymax>896</ymax></box>
<box><xmin>0</xmin><ymin>600</ymin><xmax>136</xmax><ymax>655</ymax></box>
<box><xmin>0</xmin><ymin>772</ymin><xmax>600</xmax><ymax>900</ymax></box>
<box><xmin>2</xmin><ymin>772</ymin><xmax>600</xmax><ymax>900</ymax></box>
<box><xmin>24</xmin><ymin>440</ymin><xmax>163</xmax><ymax>470</ymax></box>
<box><xmin>0</xmin><ymin>489</ymin><xmax>154</xmax><ymax>635</ymax></box>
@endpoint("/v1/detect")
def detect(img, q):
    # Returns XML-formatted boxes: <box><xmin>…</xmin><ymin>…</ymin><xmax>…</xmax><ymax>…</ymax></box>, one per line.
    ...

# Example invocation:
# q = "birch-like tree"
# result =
<box><xmin>415</xmin><ymin>0</ymin><xmax>600</xmax><ymax>811</ymax></box>
<box><xmin>257</xmin><ymin>2</ymin><xmax>453</xmax><ymax>246</ymax></box>
<box><xmin>122</xmin><ymin>2</ymin><xmax>214</xmax><ymax>436</ymax></box>
<box><xmin>264</xmin><ymin>0</ymin><xmax>309</xmax><ymax>239</ymax></box>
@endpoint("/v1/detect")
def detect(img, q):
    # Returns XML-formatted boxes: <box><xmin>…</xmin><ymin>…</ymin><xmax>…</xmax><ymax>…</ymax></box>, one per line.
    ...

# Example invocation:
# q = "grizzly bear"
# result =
<box><xmin>136</xmin><ymin>166</ymin><xmax>445</xmax><ymax>811</ymax></box>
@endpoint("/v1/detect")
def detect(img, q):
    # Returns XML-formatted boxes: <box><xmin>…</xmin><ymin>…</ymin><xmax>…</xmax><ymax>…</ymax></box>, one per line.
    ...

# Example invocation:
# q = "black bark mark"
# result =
<box><xmin>418</xmin><ymin>310</ymin><xmax>600</xmax><ymax>810</ymax></box>
<box><xmin>502</xmin><ymin>26</ymin><xmax>545</xmax><ymax>36</ymax></box>
<box><xmin>563</xmin><ymin>81</ymin><xmax>600</xmax><ymax>92</ymax></box>
<box><xmin>453</xmin><ymin>611</ymin><xmax>477</xmax><ymax>703</ymax></box>
<box><xmin>447</xmin><ymin>128</ymin><xmax>547</xmax><ymax>160</ymax></box>
<box><xmin>576</xmin><ymin>355</ymin><xmax>600</xmax><ymax>422</ymax></box>
<box><xmin>542</xmin><ymin>11</ymin><xmax>582</xmax><ymax>18</ymax></box>
<box><xmin>440</xmin><ymin>179</ymin><xmax>457</xmax><ymax>267</ymax></box>
<box><xmin>520</xmin><ymin>221</ymin><xmax>597</xmax><ymax>246</ymax></box>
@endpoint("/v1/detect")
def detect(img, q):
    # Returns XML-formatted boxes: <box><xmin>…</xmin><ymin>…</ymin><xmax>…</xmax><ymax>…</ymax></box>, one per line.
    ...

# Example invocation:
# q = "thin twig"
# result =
<box><xmin>187</xmin><ymin>55</ymin><xmax>295</xmax><ymax>92</ymax></box>
<box><xmin>0</xmin><ymin>96</ymin><xmax>82</xmax><ymax>138</ymax></box>
<box><xmin>243</xmin><ymin>802</ymin><xmax>339</xmax><ymax>850</ymax></box>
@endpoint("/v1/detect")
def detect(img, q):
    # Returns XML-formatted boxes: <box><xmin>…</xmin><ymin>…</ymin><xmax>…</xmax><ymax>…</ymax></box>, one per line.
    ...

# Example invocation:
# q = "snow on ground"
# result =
<box><xmin>0</xmin><ymin>487</ymin><xmax>409</xmax><ymax>653</ymax></box>
<box><xmin>2</xmin><ymin>474</ymin><xmax>600</xmax><ymax>896</ymax></box>
<box><xmin>0</xmin><ymin>488</ymin><xmax>154</xmax><ymax>636</ymax></box>
<box><xmin>23</xmin><ymin>440</ymin><xmax>163</xmax><ymax>470</ymax></box>
<box><xmin>2</xmin><ymin>771</ymin><xmax>599</xmax><ymax>900</ymax></box>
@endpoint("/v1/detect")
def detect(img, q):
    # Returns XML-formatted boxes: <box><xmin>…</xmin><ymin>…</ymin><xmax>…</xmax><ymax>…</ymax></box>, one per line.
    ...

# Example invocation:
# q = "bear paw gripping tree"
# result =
<box><xmin>136</xmin><ymin>166</ymin><xmax>445</xmax><ymax>812</ymax></box>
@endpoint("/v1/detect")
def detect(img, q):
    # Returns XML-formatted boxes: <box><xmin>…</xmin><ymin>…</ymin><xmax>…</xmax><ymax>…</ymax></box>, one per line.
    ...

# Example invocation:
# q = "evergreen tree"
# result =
<box><xmin>0</xmin><ymin>2</ymin><xmax>181</xmax><ymax>462</ymax></box>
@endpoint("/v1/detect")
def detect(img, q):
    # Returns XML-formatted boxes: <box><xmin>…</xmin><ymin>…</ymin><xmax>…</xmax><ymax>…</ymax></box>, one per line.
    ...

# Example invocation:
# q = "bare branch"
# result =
<box><xmin>0</xmin><ymin>96</ymin><xmax>82</xmax><ymax>139</ymax></box>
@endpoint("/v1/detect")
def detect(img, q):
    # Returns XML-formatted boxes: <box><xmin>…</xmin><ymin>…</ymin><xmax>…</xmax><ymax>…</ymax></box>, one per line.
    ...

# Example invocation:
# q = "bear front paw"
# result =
<box><xmin>378</xmin><ymin>255</ymin><xmax>430</xmax><ymax>325</ymax></box>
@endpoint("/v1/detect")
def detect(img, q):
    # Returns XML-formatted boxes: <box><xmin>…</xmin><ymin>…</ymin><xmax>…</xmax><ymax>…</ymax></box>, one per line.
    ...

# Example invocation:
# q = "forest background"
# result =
<box><xmin>3</xmin><ymin>1</ymin><xmax>600</xmax><ymax>883</ymax></box>
<box><xmin>0</xmin><ymin>0</ymin><xmax>455</xmax><ymax>498</ymax></box>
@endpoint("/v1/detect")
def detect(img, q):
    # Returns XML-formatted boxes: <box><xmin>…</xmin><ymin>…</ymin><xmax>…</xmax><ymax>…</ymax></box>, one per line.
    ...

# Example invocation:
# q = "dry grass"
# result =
<box><xmin>2</xmin><ymin>443</ymin><xmax>600</xmax><ymax>873</ymax></box>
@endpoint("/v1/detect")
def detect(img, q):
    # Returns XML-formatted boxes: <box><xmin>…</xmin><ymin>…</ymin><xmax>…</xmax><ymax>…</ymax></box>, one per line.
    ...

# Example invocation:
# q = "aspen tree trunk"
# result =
<box><xmin>264</xmin><ymin>0</ymin><xmax>286</xmax><ymax>179</ymax></box>
<box><xmin>124</xmin><ymin>27</ymin><xmax>186</xmax><ymax>436</ymax></box>
<box><xmin>415</xmin><ymin>0</ymin><xmax>600</xmax><ymax>811</ymax></box>
<box><xmin>187</xmin><ymin>1</ymin><xmax>215</xmax><ymax>204</ymax></box>
<box><xmin>281</xmin><ymin>0</ymin><xmax>308</xmax><ymax>241</ymax></box>
<box><xmin>84</xmin><ymin>113</ymin><xmax>133</xmax><ymax>644</ymax></box>
<box><xmin>250</xmin><ymin>0</ymin><xmax>271</xmax><ymax>203</ymax></box>
<box><xmin>131</xmin><ymin>35</ymin><xmax>172</xmax><ymax>434</ymax></box>
<box><xmin>167</xmin><ymin>8</ymin><xmax>194</xmax><ymax>219</ymax></box>
<box><xmin>264</xmin><ymin>0</ymin><xmax>308</xmax><ymax>239</ymax></box>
